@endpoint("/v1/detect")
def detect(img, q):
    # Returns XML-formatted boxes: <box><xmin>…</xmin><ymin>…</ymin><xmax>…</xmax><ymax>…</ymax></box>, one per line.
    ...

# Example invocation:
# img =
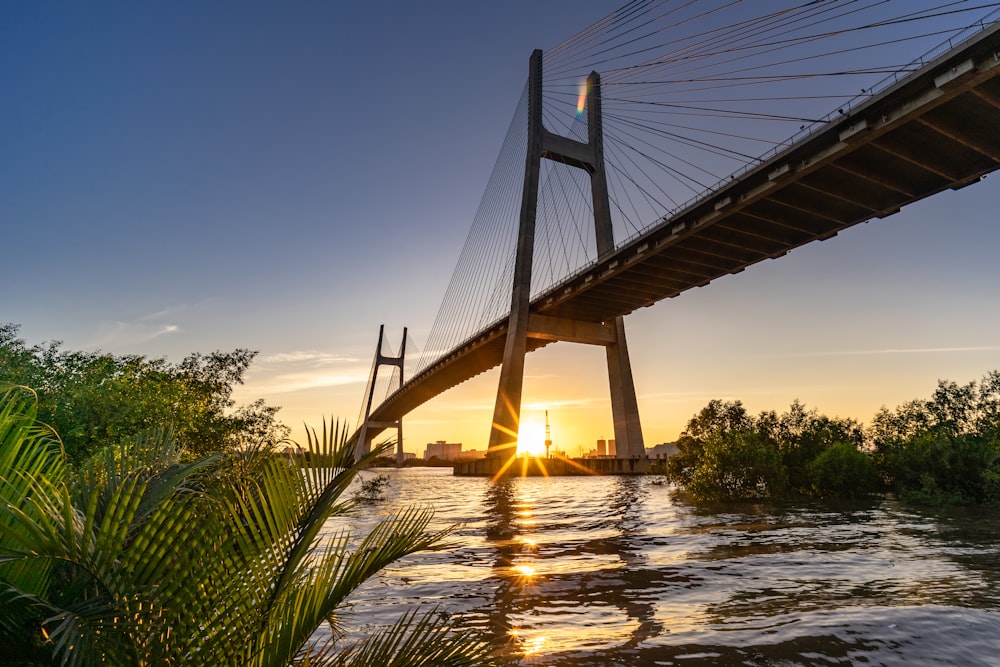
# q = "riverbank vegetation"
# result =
<box><xmin>0</xmin><ymin>387</ymin><xmax>494</xmax><ymax>666</ymax></box>
<box><xmin>0</xmin><ymin>324</ymin><xmax>288</xmax><ymax>462</ymax></box>
<box><xmin>662</xmin><ymin>371</ymin><xmax>1000</xmax><ymax>506</ymax></box>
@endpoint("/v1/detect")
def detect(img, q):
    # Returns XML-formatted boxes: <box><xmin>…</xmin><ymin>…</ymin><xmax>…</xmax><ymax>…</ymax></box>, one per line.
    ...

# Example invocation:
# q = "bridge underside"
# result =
<box><xmin>358</xmin><ymin>25</ymin><xmax>1000</xmax><ymax>445</ymax></box>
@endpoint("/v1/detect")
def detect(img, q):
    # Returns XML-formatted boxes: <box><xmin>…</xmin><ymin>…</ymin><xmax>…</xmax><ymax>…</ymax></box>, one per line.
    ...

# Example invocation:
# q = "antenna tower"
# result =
<box><xmin>544</xmin><ymin>410</ymin><xmax>552</xmax><ymax>459</ymax></box>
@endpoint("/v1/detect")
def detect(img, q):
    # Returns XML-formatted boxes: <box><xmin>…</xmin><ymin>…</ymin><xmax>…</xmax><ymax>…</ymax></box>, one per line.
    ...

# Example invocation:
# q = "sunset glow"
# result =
<box><xmin>516</xmin><ymin>419</ymin><xmax>547</xmax><ymax>457</ymax></box>
<box><xmin>7</xmin><ymin>1</ymin><xmax>1000</xmax><ymax>471</ymax></box>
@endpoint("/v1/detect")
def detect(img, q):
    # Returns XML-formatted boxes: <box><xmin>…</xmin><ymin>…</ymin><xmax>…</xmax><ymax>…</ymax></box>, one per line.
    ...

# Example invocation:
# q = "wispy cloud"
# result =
<box><xmin>784</xmin><ymin>345</ymin><xmax>1000</xmax><ymax>358</ymax></box>
<box><xmin>86</xmin><ymin>302</ymin><xmax>218</xmax><ymax>350</ymax></box>
<box><xmin>244</xmin><ymin>348</ymin><xmax>369</xmax><ymax>394</ymax></box>
<box><xmin>258</xmin><ymin>351</ymin><xmax>360</xmax><ymax>365</ymax></box>
<box><xmin>137</xmin><ymin>301</ymin><xmax>211</xmax><ymax>322</ymax></box>
<box><xmin>523</xmin><ymin>396</ymin><xmax>606</xmax><ymax>411</ymax></box>
<box><xmin>835</xmin><ymin>345</ymin><xmax>1000</xmax><ymax>356</ymax></box>
<box><xmin>249</xmin><ymin>371</ymin><xmax>369</xmax><ymax>394</ymax></box>
<box><xmin>91</xmin><ymin>321</ymin><xmax>181</xmax><ymax>349</ymax></box>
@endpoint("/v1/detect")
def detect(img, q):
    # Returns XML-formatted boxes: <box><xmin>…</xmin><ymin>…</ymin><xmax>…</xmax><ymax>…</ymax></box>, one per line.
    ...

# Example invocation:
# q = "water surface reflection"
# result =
<box><xmin>332</xmin><ymin>468</ymin><xmax>1000</xmax><ymax>666</ymax></box>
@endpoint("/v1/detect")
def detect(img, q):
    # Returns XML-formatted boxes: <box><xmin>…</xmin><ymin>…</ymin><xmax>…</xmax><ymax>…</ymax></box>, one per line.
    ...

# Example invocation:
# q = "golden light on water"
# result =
<box><xmin>512</xmin><ymin>563</ymin><xmax>537</xmax><ymax>578</ymax></box>
<box><xmin>508</xmin><ymin>628</ymin><xmax>550</xmax><ymax>657</ymax></box>
<box><xmin>524</xmin><ymin>634</ymin><xmax>548</xmax><ymax>657</ymax></box>
<box><xmin>507</xmin><ymin>607</ymin><xmax>640</xmax><ymax>658</ymax></box>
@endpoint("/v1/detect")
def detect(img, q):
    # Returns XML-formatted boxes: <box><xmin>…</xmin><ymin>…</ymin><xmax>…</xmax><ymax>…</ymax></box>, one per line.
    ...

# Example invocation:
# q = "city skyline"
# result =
<box><xmin>4</xmin><ymin>2</ymin><xmax>1000</xmax><ymax>456</ymax></box>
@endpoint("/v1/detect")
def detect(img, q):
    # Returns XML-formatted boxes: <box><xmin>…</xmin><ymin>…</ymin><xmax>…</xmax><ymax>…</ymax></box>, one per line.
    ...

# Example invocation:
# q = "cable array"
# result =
<box><xmin>410</xmin><ymin>0</ymin><xmax>1000</xmax><ymax>379</ymax></box>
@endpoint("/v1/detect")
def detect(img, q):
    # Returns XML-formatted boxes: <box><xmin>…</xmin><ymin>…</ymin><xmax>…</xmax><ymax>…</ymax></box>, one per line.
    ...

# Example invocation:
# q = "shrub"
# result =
<box><xmin>686</xmin><ymin>430</ymin><xmax>788</xmax><ymax>502</ymax></box>
<box><xmin>807</xmin><ymin>442</ymin><xmax>879</xmax><ymax>498</ymax></box>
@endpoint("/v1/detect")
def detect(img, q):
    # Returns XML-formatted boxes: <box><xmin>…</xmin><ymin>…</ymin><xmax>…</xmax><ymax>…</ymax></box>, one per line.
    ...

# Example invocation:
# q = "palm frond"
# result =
<box><xmin>326</xmin><ymin>607</ymin><xmax>496</xmax><ymax>667</ymax></box>
<box><xmin>1</xmin><ymin>391</ymin><xmax>494</xmax><ymax>666</ymax></box>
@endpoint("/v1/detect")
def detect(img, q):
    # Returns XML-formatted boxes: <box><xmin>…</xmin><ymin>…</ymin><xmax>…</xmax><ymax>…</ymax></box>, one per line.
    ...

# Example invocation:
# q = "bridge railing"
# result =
<box><xmin>609</xmin><ymin>9</ymin><xmax>1000</xmax><ymax>254</ymax></box>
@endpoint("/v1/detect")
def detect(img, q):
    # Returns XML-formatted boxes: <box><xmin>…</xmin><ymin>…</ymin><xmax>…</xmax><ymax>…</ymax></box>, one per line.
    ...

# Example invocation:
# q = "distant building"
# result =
<box><xmin>401</xmin><ymin>452</ymin><xmax>417</xmax><ymax>461</ymax></box>
<box><xmin>281</xmin><ymin>445</ymin><xmax>305</xmax><ymax>457</ymax></box>
<box><xmin>594</xmin><ymin>438</ymin><xmax>617</xmax><ymax>458</ymax></box>
<box><xmin>424</xmin><ymin>440</ymin><xmax>462</xmax><ymax>461</ymax></box>
<box><xmin>457</xmin><ymin>448</ymin><xmax>486</xmax><ymax>461</ymax></box>
<box><xmin>646</xmin><ymin>442</ymin><xmax>678</xmax><ymax>460</ymax></box>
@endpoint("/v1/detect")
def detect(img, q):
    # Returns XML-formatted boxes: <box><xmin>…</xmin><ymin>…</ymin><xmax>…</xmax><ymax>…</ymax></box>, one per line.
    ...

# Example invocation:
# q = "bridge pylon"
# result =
<box><xmin>356</xmin><ymin>324</ymin><xmax>407</xmax><ymax>466</ymax></box>
<box><xmin>487</xmin><ymin>49</ymin><xmax>645</xmax><ymax>461</ymax></box>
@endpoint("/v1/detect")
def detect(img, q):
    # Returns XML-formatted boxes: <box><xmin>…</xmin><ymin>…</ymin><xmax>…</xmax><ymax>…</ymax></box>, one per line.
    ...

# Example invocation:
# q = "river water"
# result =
<box><xmin>329</xmin><ymin>467</ymin><xmax>1000</xmax><ymax>666</ymax></box>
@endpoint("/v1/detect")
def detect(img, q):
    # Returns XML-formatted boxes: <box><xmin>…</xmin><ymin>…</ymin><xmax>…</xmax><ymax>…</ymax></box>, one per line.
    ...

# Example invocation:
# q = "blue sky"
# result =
<box><xmin>3</xmin><ymin>2</ymin><xmax>999</xmax><ymax>454</ymax></box>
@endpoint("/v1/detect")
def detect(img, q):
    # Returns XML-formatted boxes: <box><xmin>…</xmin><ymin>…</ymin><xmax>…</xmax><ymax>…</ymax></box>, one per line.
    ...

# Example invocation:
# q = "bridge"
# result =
<box><xmin>353</xmin><ymin>2</ymin><xmax>1000</xmax><ymax>474</ymax></box>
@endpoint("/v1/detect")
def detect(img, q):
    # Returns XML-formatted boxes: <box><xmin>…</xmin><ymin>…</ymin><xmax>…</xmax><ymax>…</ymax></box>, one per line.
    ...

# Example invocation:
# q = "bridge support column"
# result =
<box><xmin>487</xmin><ymin>50</ymin><xmax>544</xmax><ymax>459</ymax></box>
<box><xmin>356</xmin><ymin>324</ymin><xmax>407</xmax><ymax>465</ymax></box>
<box><xmin>487</xmin><ymin>49</ymin><xmax>644</xmax><ymax>460</ymax></box>
<box><xmin>606</xmin><ymin>316</ymin><xmax>644</xmax><ymax>458</ymax></box>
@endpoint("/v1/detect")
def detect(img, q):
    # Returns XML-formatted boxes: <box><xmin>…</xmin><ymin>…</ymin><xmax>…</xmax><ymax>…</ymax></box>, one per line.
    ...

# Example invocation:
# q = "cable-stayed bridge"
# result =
<box><xmin>353</xmin><ymin>2</ymin><xmax>1000</xmax><ymax>472</ymax></box>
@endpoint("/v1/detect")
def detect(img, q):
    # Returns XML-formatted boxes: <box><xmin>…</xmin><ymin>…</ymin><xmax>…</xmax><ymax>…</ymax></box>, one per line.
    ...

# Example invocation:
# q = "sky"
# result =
<box><xmin>3</xmin><ymin>2</ymin><xmax>1000</xmax><ymax>458</ymax></box>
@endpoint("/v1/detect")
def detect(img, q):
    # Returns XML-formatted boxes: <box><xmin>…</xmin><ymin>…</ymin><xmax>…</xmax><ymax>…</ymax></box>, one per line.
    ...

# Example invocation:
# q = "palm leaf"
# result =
<box><xmin>1</xmin><ymin>393</ymin><xmax>495</xmax><ymax>666</ymax></box>
<box><xmin>326</xmin><ymin>607</ymin><xmax>496</xmax><ymax>667</ymax></box>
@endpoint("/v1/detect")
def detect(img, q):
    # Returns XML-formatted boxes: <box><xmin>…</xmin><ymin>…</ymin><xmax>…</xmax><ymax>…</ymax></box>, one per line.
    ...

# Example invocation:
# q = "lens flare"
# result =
<box><xmin>576</xmin><ymin>80</ymin><xmax>587</xmax><ymax>119</ymax></box>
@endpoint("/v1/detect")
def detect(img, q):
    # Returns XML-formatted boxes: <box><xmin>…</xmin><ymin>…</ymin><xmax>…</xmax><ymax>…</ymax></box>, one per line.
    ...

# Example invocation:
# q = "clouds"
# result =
<box><xmin>91</xmin><ymin>320</ymin><xmax>181</xmax><ymax>350</ymax></box>
<box><xmin>247</xmin><ymin>350</ymin><xmax>368</xmax><ymax>395</ymax></box>
<box><xmin>789</xmin><ymin>346</ymin><xmax>1000</xmax><ymax>357</ymax></box>
<box><xmin>85</xmin><ymin>301</ymin><xmax>219</xmax><ymax>352</ymax></box>
<box><xmin>258</xmin><ymin>350</ymin><xmax>360</xmax><ymax>365</ymax></box>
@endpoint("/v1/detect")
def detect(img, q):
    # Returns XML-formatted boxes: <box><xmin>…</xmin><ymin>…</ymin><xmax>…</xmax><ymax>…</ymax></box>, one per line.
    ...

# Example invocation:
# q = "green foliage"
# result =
<box><xmin>666</xmin><ymin>399</ymin><xmax>863</xmax><ymax>502</ymax></box>
<box><xmin>807</xmin><ymin>442</ymin><xmax>879</xmax><ymax>498</ymax></box>
<box><xmin>354</xmin><ymin>473</ymin><xmax>390</xmax><ymax>502</ymax></box>
<box><xmin>666</xmin><ymin>372</ymin><xmax>1000</xmax><ymax>506</ymax></box>
<box><xmin>664</xmin><ymin>399</ymin><xmax>751</xmax><ymax>488</ymax></box>
<box><xmin>869</xmin><ymin>372</ymin><xmax>1000</xmax><ymax>505</ymax></box>
<box><xmin>768</xmin><ymin>400</ymin><xmax>864</xmax><ymax>495</ymax></box>
<box><xmin>0</xmin><ymin>323</ymin><xmax>287</xmax><ymax>460</ymax></box>
<box><xmin>0</xmin><ymin>390</ymin><xmax>495</xmax><ymax>666</ymax></box>
<box><xmin>686</xmin><ymin>429</ymin><xmax>787</xmax><ymax>502</ymax></box>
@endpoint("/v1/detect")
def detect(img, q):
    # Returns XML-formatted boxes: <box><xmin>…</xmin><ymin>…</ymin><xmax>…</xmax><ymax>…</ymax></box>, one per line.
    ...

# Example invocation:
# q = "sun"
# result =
<box><xmin>516</xmin><ymin>419</ymin><xmax>547</xmax><ymax>457</ymax></box>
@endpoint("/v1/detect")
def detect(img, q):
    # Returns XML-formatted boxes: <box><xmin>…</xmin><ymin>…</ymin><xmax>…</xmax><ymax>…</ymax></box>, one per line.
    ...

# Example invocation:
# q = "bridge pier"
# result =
<box><xmin>454</xmin><ymin>455</ymin><xmax>650</xmax><ymax>477</ymax></box>
<box><xmin>487</xmin><ymin>49</ymin><xmax>645</xmax><ymax>462</ymax></box>
<box><xmin>606</xmin><ymin>316</ymin><xmax>644</xmax><ymax>458</ymax></box>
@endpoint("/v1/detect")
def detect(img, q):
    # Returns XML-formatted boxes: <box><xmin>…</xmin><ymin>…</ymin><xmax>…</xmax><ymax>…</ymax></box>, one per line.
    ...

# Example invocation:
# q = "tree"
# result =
<box><xmin>0</xmin><ymin>324</ymin><xmax>286</xmax><ymax>460</ymax></box>
<box><xmin>665</xmin><ymin>399</ymin><xmax>750</xmax><ymax>487</ymax></box>
<box><xmin>868</xmin><ymin>373</ymin><xmax>1000</xmax><ymax>504</ymax></box>
<box><xmin>686</xmin><ymin>429</ymin><xmax>788</xmax><ymax>502</ymax></box>
<box><xmin>667</xmin><ymin>399</ymin><xmax>870</xmax><ymax>501</ymax></box>
<box><xmin>0</xmin><ymin>387</ymin><xmax>494</xmax><ymax>666</ymax></box>
<box><xmin>807</xmin><ymin>442</ymin><xmax>879</xmax><ymax>498</ymax></box>
<box><xmin>771</xmin><ymin>400</ymin><xmax>864</xmax><ymax>494</ymax></box>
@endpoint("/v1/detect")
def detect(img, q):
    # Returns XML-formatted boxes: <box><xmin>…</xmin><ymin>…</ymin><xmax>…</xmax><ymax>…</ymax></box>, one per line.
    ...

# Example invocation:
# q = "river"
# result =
<box><xmin>327</xmin><ymin>467</ymin><xmax>1000</xmax><ymax>666</ymax></box>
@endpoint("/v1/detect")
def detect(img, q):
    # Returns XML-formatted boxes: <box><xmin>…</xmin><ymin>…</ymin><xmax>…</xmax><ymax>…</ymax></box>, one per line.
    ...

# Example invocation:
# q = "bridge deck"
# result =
<box><xmin>361</xmin><ymin>24</ymin><xmax>1000</xmax><ymax>440</ymax></box>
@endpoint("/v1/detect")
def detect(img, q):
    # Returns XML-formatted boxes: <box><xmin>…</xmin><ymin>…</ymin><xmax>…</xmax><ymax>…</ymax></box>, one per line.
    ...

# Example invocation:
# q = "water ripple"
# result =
<box><xmin>327</xmin><ymin>468</ymin><xmax>1000</xmax><ymax>666</ymax></box>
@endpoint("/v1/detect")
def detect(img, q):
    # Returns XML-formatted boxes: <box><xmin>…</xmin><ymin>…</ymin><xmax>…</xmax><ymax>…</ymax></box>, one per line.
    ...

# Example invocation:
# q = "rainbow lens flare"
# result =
<box><xmin>576</xmin><ymin>80</ymin><xmax>587</xmax><ymax>119</ymax></box>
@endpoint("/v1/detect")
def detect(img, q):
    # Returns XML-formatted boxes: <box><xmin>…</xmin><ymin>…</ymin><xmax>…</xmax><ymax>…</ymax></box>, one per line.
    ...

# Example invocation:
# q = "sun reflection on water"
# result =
<box><xmin>508</xmin><ymin>628</ymin><xmax>550</xmax><ymax>658</ymax></box>
<box><xmin>519</xmin><ymin>536</ymin><xmax>538</xmax><ymax>551</ymax></box>
<box><xmin>512</xmin><ymin>563</ymin><xmax>537</xmax><ymax>579</ymax></box>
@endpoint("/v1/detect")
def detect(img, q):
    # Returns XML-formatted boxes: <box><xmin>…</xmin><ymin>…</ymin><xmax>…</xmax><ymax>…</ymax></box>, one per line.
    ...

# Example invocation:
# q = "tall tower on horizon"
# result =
<box><xmin>545</xmin><ymin>410</ymin><xmax>552</xmax><ymax>459</ymax></box>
